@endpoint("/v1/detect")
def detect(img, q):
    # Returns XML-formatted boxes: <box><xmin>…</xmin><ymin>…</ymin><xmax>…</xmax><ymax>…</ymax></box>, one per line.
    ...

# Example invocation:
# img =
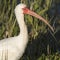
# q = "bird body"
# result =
<box><xmin>0</xmin><ymin>36</ymin><xmax>28</xmax><ymax>60</ymax></box>
<box><xmin>0</xmin><ymin>3</ymin><xmax>54</xmax><ymax>60</ymax></box>
<box><xmin>0</xmin><ymin>4</ymin><xmax>28</xmax><ymax>60</ymax></box>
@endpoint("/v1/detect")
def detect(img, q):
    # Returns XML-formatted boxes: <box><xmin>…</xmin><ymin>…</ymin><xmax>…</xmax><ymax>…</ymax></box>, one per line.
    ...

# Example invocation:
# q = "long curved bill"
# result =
<box><xmin>23</xmin><ymin>7</ymin><xmax>54</xmax><ymax>32</ymax></box>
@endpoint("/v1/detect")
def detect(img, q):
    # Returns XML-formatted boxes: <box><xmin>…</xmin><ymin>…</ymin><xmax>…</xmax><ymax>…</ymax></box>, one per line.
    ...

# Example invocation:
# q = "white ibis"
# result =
<box><xmin>0</xmin><ymin>4</ymin><xmax>54</xmax><ymax>60</ymax></box>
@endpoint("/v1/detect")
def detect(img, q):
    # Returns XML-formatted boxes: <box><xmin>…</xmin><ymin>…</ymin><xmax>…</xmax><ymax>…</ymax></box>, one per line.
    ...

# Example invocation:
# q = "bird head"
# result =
<box><xmin>15</xmin><ymin>4</ymin><xmax>54</xmax><ymax>32</ymax></box>
<box><xmin>15</xmin><ymin>4</ymin><xmax>26</xmax><ymax>14</ymax></box>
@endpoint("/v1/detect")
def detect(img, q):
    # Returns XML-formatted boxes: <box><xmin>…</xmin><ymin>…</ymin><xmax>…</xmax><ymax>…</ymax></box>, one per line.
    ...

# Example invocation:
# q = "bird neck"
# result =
<box><xmin>15</xmin><ymin>13</ymin><xmax>28</xmax><ymax>35</ymax></box>
<box><xmin>14</xmin><ymin>13</ymin><xmax>28</xmax><ymax>50</ymax></box>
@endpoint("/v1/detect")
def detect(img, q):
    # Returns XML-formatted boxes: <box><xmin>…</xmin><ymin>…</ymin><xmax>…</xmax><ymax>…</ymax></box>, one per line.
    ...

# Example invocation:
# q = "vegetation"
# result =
<box><xmin>0</xmin><ymin>0</ymin><xmax>60</xmax><ymax>60</ymax></box>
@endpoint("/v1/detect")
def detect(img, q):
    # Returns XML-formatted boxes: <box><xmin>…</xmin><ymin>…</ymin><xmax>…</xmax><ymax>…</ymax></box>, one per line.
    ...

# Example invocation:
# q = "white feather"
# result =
<box><xmin>0</xmin><ymin>4</ymin><xmax>28</xmax><ymax>60</ymax></box>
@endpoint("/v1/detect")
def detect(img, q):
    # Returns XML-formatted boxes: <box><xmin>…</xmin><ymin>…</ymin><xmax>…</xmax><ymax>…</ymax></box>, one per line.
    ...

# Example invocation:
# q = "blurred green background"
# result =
<box><xmin>0</xmin><ymin>0</ymin><xmax>60</xmax><ymax>60</ymax></box>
